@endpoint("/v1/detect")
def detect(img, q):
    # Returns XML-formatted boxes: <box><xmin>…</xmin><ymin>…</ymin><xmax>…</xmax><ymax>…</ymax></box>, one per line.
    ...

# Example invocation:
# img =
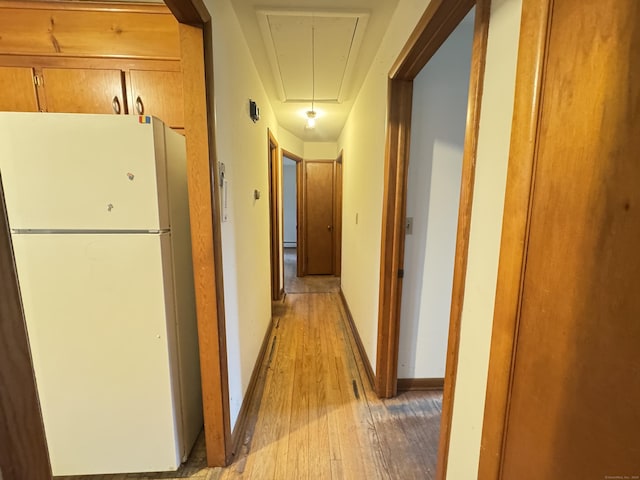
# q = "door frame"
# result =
<box><xmin>478</xmin><ymin>1</ymin><xmax>550</xmax><ymax>477</ymax></box>
<box><xmin>374</xmin><ymin>1</ymin><xmax>491</xmax><ymax>480</ymax></box>
<box><xmin>267</xmin><ymin>129</ymin><xmax>284</xmax><ymax>300</ymax></box>
<box><xmin>334</xmin><ymin>151</ymin><xmax>343</xmax><ymax>277</ymax></box>
<box><xmin>148</xmin><ymin>1</ymin><xmax>233</xmax><ymax>466</ymax></box>
<box><xmin>282</xmin><ymin>149</ymin><xmax>304</xmax><ymax>277</ymax></box>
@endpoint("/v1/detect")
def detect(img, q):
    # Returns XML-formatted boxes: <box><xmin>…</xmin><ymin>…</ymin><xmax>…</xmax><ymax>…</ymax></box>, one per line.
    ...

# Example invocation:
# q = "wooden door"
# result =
<box><xmin>42</xmin><ymin>68</ymin><xmax>125</xmax><ymax>114</ymax></box>
<box><xmin>304</xmin><ymin>161</ymin><xmax>334</xmax><ymax>275</ymax></box>
<box><xmin>129</xmin><ymin>70</ymin><xmax>184</xmax><ymax>128</ymax></box>
<box><xmin>0</xmin><ymin>67</ymin><xmax>39</xmax><ymax>112</ymax></box>
<box><xmin>489</xmin><ymin>1</ymin><xmax>640</xmax><ymax>478</ymax></box>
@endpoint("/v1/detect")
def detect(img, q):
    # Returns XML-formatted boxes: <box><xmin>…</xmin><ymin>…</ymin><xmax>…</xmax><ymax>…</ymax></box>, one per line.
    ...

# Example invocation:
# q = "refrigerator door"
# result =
<box><xmin>0</xmin><ymin>112</ymin><xmax>169</xmax><ymax>231</ymax></box>
<box><xmin>12</xmin><ymin>232</ymin><xmax>183</xmax><ymax>475</ymax></box>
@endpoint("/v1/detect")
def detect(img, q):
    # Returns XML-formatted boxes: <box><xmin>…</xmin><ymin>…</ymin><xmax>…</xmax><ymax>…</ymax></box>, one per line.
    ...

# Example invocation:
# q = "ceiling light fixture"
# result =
<box><xmin>305</xmin><ymin>22</ymin><xmax>316</xmax><ymax>130</ymax></box>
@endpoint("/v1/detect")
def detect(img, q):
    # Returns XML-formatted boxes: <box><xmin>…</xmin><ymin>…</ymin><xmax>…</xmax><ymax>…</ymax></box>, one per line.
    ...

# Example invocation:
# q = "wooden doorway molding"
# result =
<box><xmin>282</xmin><ymin>149</ymin><xmax>304</xmax><ymax>277</ymax></box>
<box><xmin>156</xmin><ymin>0</ymin><xmax>232</xmax><ymax>467</ymax></box>
<box><xmin>375</xmin><ymin>0</ymin><xmax>491</xmax><ymax>479</ymax></box>
<box><xmin>267</xmin><ymin>129</ymin><xmax>284</xmax><ymax>300</ymax></box>
<box><xmin>334</xmin><ymin>151</ymin><xmax>343</xmax><ymax>277</ymax></box>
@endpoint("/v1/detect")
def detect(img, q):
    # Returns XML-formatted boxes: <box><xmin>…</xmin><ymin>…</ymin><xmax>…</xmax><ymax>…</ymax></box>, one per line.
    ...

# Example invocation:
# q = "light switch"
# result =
<box><xmin>406</xmin><ymin>217</ymin><xmax>413</xmax><ymax>235</ymax></box>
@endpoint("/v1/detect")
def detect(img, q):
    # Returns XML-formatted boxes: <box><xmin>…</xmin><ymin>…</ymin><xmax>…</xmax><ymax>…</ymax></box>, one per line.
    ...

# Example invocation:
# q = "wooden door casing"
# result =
<box><xmin>482</xmin><ymin>0</ymin><xmax>640</xmax><ymax>477</ymax></box>
<box><xmin>42</xmin><ymin>68</ymin><xmax>125</xmax><ymax>114</ymax></box>
<box><xmin>0</xmin><ymin>67</ymin><xmax>39</xmax><ymax>112</ymax></box>
<box><xmin>304</xmin><ymin>161</ymin><xmax>334</xmax><ymax>275</ymax></box>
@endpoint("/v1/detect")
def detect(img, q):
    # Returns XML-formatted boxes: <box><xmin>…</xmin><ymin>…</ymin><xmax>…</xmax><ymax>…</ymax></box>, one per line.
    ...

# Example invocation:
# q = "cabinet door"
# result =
<box><xmin>42</xmin><ymin>68</ymin><xmax>125</xmax><ymax>115</ymax></box>
<box><xmin>129</xmin><ymin>70</ymin><xmax>183</xmax><ymax>128</ymax></box>
<box><xmin>0</xmin><ymin>67</ymin><xmax>39</xmax><ymax>112</ymax></box>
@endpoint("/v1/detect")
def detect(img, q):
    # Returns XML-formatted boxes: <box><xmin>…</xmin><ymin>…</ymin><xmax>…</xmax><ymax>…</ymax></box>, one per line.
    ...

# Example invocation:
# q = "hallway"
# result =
<box><xmin>58</xmin><ymin>270</ymin><xmax>442</xmax><ymax>480</ymax></box>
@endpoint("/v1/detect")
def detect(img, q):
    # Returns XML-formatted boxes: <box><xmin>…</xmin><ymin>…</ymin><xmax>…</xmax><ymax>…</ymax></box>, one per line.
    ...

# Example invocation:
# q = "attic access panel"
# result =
<box><xmin>257</xmin><ymin>10</ymin><xmax>369</xmax><ymax>103</ymax></box>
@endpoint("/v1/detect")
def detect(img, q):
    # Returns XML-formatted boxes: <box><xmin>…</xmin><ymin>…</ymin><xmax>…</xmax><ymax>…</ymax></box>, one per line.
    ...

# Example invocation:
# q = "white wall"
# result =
<box><xmin>303</xmin><ymin>142</ymin><xmax>338</xmax><ymax>160</ymax></box>
<box><xmin>338</xmin><ymin>0</ymin><xmax>431</xmax><ymax>374</ymax></box>
<box><xmin>205</xmin><ymin>0</ymin><xmax>279</xmax><ymax>429</ymax></box>
<box><xmin>446</xmin><ymin>0</ymin><xmax>522</xmax><ymax>477</ymax></box>
<box><xmin>279</xmin><ymin>127</ymin><xmax>304</xmax><ymax>158</ymax></box>
<box><xmin>398</xmin><ymin>10</ymin><xmax>474</xmax><ymax>380</ymax></box>
<box><xmin>282</xmin><ymin>159</ymin><xmax>297</xmax><ymax>246</ymax></box>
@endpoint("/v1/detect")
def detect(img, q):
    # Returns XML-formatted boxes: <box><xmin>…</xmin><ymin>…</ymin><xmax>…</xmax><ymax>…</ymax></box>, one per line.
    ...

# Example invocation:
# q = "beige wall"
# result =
<box><xmin>338</xmin><ymin>0</ymin><xmax>430</xmax><ymax>374</ymax></box>
<box><xmin>446</xmin><ymin>0</ymin><xmax>522</xmax><ymax>476</ymax></box>
<box><xmin>205</xmin><ymin>0</ymin><xmax>280</xmax><ymax>430</ymax></box>
<box><xmin>303</xmin><ymin>142</ymin><xmax>338</xmax><ymax>160</ymax></box>
<box><xmin>279</xmin><ymin>127</ymin><xmax>304</xmax><ymax>158</ymax></box>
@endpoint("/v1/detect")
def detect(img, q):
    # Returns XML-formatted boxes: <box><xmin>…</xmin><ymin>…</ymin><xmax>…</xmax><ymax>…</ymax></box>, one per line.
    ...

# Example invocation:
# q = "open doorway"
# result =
<box><xmin>282</xmin><ymin>151</ymin><xmax>302</xmax><ymax>291</ymax></box>
<box><xmin>396</xmin><ymin>9</ymin><xmax>475</xmax><ymax>391</ymax></box>
<box><xmin>376</xmin><ymin>0</ymin><xmax>491</xmax><ymax>478</ymax></box>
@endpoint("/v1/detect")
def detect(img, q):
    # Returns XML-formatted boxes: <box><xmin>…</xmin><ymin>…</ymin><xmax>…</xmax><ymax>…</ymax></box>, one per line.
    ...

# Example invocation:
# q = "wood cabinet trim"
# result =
<box><xmin>0</xmin><ymin>55</ymin><xmax>181</xmax><ymax>71</ymax></box>
<box><xmin>0</xmin><ymin>1</ymin><xmax>173</xmax><ymax>14</ymax></box>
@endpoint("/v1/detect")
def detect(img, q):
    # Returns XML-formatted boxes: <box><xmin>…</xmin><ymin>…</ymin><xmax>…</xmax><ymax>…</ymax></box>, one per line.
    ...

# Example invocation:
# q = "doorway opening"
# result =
<box><xmin>282</xmin><ymin>150</ymin><xmax>303</xmax><ymax>291</ymax></box>
<box><xmin>396</xmin><ymin>8</ymin><xmax>475</xmax><ymax>391</ymax></box>
<box><xmin>376</xmin><ymin>0</ymin><xmax>491</xmax><ymax>479</ymax></box>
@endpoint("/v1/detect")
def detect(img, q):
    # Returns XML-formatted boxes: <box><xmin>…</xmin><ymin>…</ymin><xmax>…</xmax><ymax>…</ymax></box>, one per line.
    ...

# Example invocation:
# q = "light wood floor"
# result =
<box><xmin>58</xmin><ymin>258</ymin><xmax>442</xmax><ymax>480</ymax></box>
<box><xmin>284</xmin><ymin>247</ymin><xmax>340</xmax><ymax>294</ymax></box>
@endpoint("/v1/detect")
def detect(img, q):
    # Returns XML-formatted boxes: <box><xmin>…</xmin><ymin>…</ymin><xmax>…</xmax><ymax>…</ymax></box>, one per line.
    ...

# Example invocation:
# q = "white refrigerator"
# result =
<box><xmin>0</xmin><ymin>112</ymin><xmax>203</xmax><ymax>476</ymax></box>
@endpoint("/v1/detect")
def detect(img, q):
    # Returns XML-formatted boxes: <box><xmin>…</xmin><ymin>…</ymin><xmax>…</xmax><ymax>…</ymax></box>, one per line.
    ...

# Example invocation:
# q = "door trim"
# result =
<box><xmin>334</xmin><ymin>151</ymin><xmax>343</xmax><ymax>277</ymax></box>
<box><xmin>478</xmin><ymin>1</ymin><xmax>552</xmax><ymax>478</ymax></box>
<box><xmin>282</xmin><ymin>149</ymin><xmax>304</xmax><ymax>277</ymax></box>
<box><xmin>165</xmin><ymin>0</ymin><xmax>234</xmax><ymax>466</ymax></box>
<box><xmin>374</xmin><ymin>2</ymin><xmax>491</xmax><ymax>480</ymax></box>
<box><xmin>267</xmin><ymin>129</ymin><xmax>283</xmax><ymax>300</ymax></box>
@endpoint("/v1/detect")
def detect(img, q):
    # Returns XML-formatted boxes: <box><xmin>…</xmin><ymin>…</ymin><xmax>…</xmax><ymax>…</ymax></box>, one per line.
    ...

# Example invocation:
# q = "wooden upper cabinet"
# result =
<box><xmin>129</xmin><ymin>70</ymin><xmax>184</xmax><ymax>128</ymax></box>
<box><xmin>42</xmin><ymin>68</ymin><xmax>125</xmax><ymax>115</ymax></box>
<box><xmin>0</xmin><ymin>67</ymin><xmax>39</xmax><ymax>112</ymax></box>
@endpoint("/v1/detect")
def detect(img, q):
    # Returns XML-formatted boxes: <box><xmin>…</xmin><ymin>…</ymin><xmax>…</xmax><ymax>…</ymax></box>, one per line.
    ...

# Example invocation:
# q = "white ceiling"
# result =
<box><xmin>231</xmin><ymin>0</ymin><xmax>400</xmax><ymax>142</ymax></box>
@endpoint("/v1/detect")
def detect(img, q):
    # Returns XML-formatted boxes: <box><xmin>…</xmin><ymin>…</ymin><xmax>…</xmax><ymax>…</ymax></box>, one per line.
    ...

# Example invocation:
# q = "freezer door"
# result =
<box><xmin>12</xmin><ymin>233</ymin><xmax>183</xmax><ymax>475</ymax></box>
<box><xmin>0</xmin><ymin>113</ymin><xmax>169</xmax><ymax>231</ymax></box>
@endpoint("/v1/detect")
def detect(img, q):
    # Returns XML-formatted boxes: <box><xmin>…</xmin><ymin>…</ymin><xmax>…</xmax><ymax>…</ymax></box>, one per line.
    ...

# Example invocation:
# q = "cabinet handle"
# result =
<box><xmin>112</xmin><ymin>96</ymin><xmax>121</xmax><ymax>114</ymax></box>
<box><xmin>135</xmin><ymin>96</ymin><xmax>144</xmax><ymax>115</ymax></box>
<box><xmin>327</xmin><ymin>225</ymin><xmax>333</xmax><ymax>231</ymax></box>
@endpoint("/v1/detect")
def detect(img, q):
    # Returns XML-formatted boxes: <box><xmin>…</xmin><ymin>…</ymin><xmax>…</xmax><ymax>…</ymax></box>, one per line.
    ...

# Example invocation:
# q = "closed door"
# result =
<box><xmin>305</xmin><ymin>161</ymin><xmax>334</xmax><ymax>274</ymax></box>
<box><xmin>500</xmin><ymin>1</ymin><xmax>640</xmax><ymax>478</ymax></box>
<box><xmin>129</xmin><ymin>70</ymin><xmax>184</xmax><ymax>128</ymax></box>
<box><xmin>42</xmin><ymin>68</ymin><xmax>125</xmax><ymax>114</ymax></box>
<box><xmin>0</xmin><ymin>67</ymin><xmax>39</xmax><ymax>112</ymax></box>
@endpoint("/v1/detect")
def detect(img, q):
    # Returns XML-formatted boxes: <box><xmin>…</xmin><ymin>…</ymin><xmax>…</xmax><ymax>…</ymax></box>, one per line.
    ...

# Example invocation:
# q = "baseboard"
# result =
<box><xmin>338</xmin><ymin>288</ymin><xmax>375</xmax><ymax>390</ymax></box>
<box><xmin>397</xmin><ymin>377</ymin><xmax>445</xmax><ymax>391</ymax></box>
<box><xmin>229</xmin><ymin>316</ymin><xmax>275</xmax><ymax>458</ymax></box>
